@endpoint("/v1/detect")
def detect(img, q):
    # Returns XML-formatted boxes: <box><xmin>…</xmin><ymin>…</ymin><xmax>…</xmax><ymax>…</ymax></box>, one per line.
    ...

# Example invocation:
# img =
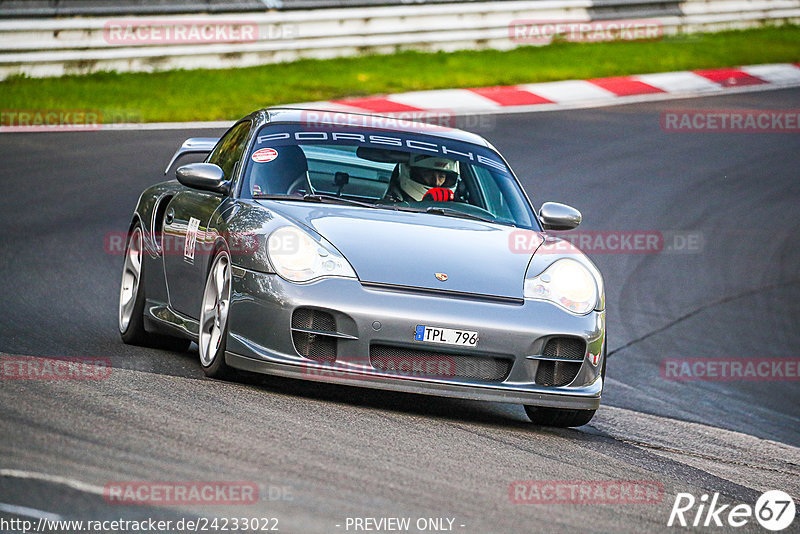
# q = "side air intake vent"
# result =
<box><xmin>542</xmin><ymin>337</ymin><xmax>585</xmax><ymax>361</ymax></box>
<box><xmin>534</xmin><ymin>337</ymin><xmax>586</xmax><ymax>386</ymax></box>
<box><xmin>535</xmin><ymin>361</ymin><xmax>582</xmax><ymax>387</ymax></box>
<box><xmin>291</xmin><ymin>308</ymin><xmax>337</xmax><ymax>363</ymax></box>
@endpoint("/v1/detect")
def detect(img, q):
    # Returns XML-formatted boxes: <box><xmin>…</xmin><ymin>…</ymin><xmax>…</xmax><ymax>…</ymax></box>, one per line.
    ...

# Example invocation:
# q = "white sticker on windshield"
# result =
<box><xmin>252</xmin><ymin>148</ymin><xmax>278</xmax><ymax>163</ymax></box>
<box><xmin>184</xmin><ymin>217</ymin><xmax>201</xmax><ymax>264</ymax></box>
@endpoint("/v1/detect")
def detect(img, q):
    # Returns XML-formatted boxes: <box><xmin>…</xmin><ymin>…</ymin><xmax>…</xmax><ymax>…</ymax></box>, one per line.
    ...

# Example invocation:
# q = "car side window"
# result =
<box><xmin>473</xmin><ymin>166</ymin><xmax>513</xmax><ymax>219</ymax></box>
<box><xmin>207</xmin><ymin>121</ymin><xmax>251</xmax><ymax>180</ymax></box>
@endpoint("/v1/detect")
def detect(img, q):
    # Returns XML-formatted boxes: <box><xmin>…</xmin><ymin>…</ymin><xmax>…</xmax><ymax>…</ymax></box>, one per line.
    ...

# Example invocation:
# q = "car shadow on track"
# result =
<box><xmin>237</xmin><ymin>367</ymin><xmax>533</xmax><ymax>426</ymax></box>
<box><xmin>139</xmin><ymin>343</ymin><xmax>544</xmax><ymax>428</ymax></box>
<box><xmin>120</xmin><ymin>342</ymin><xmax>620</xmax><ymax>436</ymax></box>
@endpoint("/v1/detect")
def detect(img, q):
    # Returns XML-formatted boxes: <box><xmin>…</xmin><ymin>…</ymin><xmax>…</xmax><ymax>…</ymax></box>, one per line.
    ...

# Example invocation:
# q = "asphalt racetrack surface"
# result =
<box><xmin>1</xmin><ymin>88</ymin><xmax>798</xmax><ymax>533</ymax></box>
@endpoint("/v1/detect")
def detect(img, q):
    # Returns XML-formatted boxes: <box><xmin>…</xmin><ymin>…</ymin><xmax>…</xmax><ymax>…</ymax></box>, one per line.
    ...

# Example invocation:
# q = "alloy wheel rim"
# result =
<box><xmin>118</xmin><ymin>227</ymin><xmax>142</xmax><ymax>332</ymax></box>
<box><xmin>199</xmin><ymin>252</ymin><xmax>231</xmax><ymax>367</ymax></box>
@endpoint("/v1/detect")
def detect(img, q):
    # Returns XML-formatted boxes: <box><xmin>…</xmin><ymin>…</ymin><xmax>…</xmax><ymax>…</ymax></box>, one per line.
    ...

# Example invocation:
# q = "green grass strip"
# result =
<box><xmin>1</xmin><ymin>25</ymin><xmax>798</xmax><ymax>123</ymax></box>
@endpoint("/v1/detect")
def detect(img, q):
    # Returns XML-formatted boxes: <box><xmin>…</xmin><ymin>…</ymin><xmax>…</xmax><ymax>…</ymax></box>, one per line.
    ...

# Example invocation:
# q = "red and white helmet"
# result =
<box><xmin>399</xmin><ymin>155</ymin><xmax>459</xmax><ymax>201</ymax></box>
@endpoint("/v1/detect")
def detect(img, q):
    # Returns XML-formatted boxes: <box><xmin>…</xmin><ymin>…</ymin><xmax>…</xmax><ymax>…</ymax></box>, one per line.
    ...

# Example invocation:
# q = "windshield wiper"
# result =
<box><xmin>301</xmin><ymin>194</ymin><xmax>381</xmax><ymax>209</ymax></box>
<box><xmin>424</xmin><ymin>206</ymin><xmax>499</xmax><ymax>224</ymax></box>
<box><xmin>253</xmin><ymin>194</ymin><xmax>503</xmax><ymax>224</ymax></box>
<box><xmin>253</xmin><ymin>193</ymin><xmax>379</xmax><ymax>209</ymax></box>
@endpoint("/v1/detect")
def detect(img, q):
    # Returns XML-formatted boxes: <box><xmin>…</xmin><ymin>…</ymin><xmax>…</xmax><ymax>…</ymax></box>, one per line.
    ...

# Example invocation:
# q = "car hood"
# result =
<box><xmin>262</xmin><ymin>201</ymin><xmax>543</xmax><ymax>299</ymax></box>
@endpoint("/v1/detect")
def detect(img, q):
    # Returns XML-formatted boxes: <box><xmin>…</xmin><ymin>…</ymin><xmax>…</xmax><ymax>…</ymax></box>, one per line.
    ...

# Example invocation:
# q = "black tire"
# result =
<box><xmin>524</xmin><ymin>406</ymin><xmax>596</xmax><ymax>427</ymax></box>
<box><xmin>201</xmin><ymin>341</ymin><xmax>233</xmax><ymax>379</ymax></box>
<box><xmin>200</xmin><ymin>324</ymin><xmax>233</xmax><ymax>379</ymax></box>
<box><xmin>601</xmin><ymin>336</ymin><xmax>607</xmax><ymax>382</ymax></box>
<box><xmin>524</xmin><ymin>335</ymin><xmax>606</xmax><ymax>428</ymax></box>
<box><xmin>198</xmin><ymin>249</ymin><xmax>235</xmax><ymax>379</ymax></box>
<box><xmin>119</xmin><ymin>224</ymin><xmax>150</xmax><ymax>345</ymax></box>
<box><xmin>119</xmin><ymin>223</ymin><xmax>191</xmax><ymax>352</ymax></box>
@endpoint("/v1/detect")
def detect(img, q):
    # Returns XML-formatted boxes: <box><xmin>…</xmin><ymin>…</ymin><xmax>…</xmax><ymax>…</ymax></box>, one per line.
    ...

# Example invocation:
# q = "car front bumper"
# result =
<box><xmin>225</xmin><ymin>270</ymin><xmax>605</xmax><ymax>409</ymax></box>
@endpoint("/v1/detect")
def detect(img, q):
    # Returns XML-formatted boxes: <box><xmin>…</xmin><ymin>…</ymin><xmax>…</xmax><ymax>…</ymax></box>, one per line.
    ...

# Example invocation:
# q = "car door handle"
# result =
<box><xmin>165</xmin><ymin>208</ymin><xmax>175</xmax><ymax>224</ymax></box>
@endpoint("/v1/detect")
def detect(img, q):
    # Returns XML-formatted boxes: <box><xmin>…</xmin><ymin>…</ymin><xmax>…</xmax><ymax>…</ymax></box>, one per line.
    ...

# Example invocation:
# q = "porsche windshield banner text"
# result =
<box><xmin>254</xmin><ymin>127</ymin><xmax>509</xmax><ymax>172</ymax></box>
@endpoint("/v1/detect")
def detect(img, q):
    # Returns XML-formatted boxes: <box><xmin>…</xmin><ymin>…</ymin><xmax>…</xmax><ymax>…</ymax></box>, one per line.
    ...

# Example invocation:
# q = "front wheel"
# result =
<box><xmin>524</xmin><ymin>406</ymin><xmax>596</xmax><ymax>427</ymax></box>
<box><xmin>198</xmin><ymin>249</ymin><xmax>234</xmax><ymax>379</ymax></box>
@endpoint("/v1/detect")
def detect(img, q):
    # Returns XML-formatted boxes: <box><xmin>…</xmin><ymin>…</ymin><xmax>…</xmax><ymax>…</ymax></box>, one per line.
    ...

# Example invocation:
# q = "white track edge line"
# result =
<box><xmin>0</xmin><ymin>468</ymin><xmax>106</xmax><ymax>496</ymax></box>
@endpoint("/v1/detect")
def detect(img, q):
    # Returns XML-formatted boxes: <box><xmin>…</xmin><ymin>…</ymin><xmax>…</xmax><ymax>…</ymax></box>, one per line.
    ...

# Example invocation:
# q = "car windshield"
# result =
<box><xmin>241</xmin><ymin>123</ymin><xmax>538</xmax><ymax>229</ymax></box>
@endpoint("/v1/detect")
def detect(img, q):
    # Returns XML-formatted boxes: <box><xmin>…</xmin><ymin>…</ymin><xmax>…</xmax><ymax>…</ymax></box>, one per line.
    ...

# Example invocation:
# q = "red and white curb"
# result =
<box><xmin>295</xmin><ymin>63</ymin><xmax>800</xmax><ymax>117</ymax></box>
<box><xmin>2</xmin><ymin>63</ymin><xmax>799</xmax><ymax>132</ymax></box>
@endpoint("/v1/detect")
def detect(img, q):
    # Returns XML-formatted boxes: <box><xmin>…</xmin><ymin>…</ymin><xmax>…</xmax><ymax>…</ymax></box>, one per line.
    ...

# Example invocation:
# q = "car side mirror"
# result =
<box><xmin>176</xmin><ymin>163</ymin><xmax>230</xmax><ymax>194</ymax></box>
<box><xmin>539</xmin><ymin>202</ymin><xmax>582</xmax><ymax>230</ymax></box>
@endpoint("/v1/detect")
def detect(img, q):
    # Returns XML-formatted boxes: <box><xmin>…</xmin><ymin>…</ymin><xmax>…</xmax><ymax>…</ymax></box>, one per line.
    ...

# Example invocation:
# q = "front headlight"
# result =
<box><xmin>267</xmin><ymin>226</ymin><xmax>357</xmax><ymax>283</ymax></box>
<box><xmin>524</xmin><ymin>258</ymin><xmax>601</xmax><ymax>315</ymax></box>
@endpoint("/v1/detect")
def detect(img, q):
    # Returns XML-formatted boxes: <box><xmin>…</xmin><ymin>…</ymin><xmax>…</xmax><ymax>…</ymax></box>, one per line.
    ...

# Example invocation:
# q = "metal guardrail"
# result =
<box><xmin>0</xmin><ymin>0</ymin><xmax>798</xmax><ymax>79</ymax></box>
<box><xmin>0</xmin><ymin>0</ymin><xmax>508</xmax><ymax>17</ymax></box>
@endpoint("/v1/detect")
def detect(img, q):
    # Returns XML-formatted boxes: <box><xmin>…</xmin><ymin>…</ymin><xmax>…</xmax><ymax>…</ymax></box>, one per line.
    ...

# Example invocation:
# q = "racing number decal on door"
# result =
<box><xmin>184</xmin><ymin>217</ymin><xmax>201</xmax><ymax>264</ymax></box>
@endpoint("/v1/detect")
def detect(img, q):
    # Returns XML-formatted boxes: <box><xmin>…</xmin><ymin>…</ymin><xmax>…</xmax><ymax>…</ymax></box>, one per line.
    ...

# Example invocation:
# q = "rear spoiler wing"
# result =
<box><xmin>164</xmin><ymin>137</ymin><xmax>219</xmax><ymax>174</ymax></box>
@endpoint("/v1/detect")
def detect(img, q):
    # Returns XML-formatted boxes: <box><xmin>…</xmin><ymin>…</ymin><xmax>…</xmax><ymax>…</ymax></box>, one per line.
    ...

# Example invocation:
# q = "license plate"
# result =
<box><xmin>414</xmin><ymin>325</ymin><xmax>478</xmax><ymax>347</ymax></box>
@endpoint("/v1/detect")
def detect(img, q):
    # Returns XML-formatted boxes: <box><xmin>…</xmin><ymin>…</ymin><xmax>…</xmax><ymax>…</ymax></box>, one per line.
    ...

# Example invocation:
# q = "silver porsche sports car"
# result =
<box><xmin>119</xmin><ymin>108</ymin><xmax>606</xmax><ymax>427</ymax></box>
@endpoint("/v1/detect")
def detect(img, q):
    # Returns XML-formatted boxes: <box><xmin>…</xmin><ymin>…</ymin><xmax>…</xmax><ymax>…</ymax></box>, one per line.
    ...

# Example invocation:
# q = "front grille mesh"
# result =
<box><xmin>370</xmin><ymin>344</ymin><xmax>511</xmax><ymax>382</ymax></box>
<box><xmin>543</xmin><ymin>337</ymin><xmax>586</xmax><ymax>361</ymax></box>
<box><xmin>291</xmin><ymin>308</ymin><xmax>337</xmax><ymax>363</ymax></box>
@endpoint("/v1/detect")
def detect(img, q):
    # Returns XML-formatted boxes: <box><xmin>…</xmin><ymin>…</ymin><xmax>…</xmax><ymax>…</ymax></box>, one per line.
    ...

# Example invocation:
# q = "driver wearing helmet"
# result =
<box><xmin>386</xmin><ymin>155</ymin><xmax>459</xmax><ymax>202</ymax></box>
